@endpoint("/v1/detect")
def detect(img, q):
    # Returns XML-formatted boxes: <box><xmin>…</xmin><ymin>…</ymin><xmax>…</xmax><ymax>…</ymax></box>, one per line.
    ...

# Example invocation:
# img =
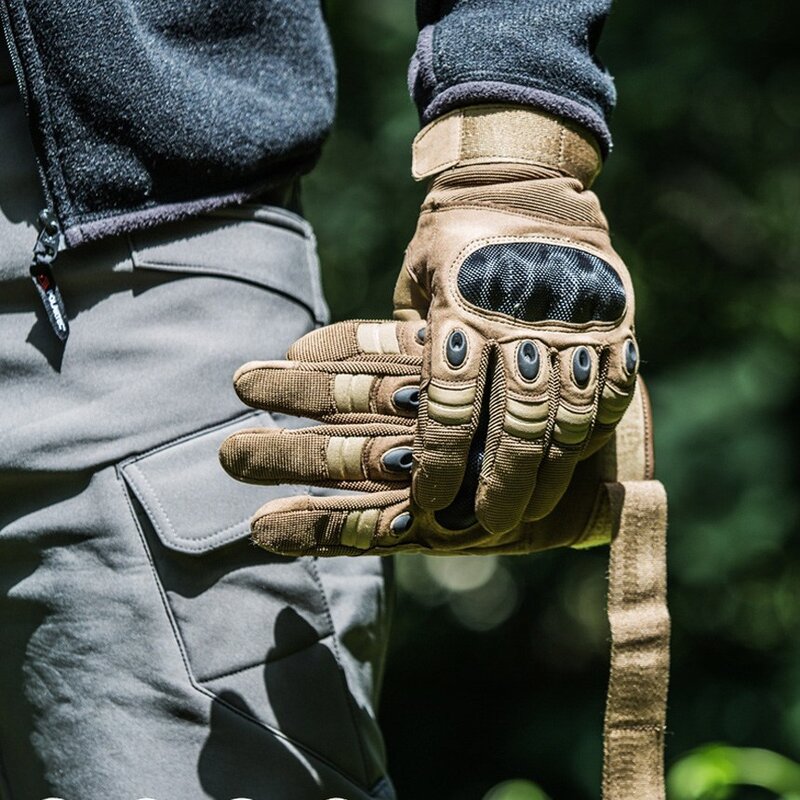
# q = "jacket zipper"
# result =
<box><xmin>1</xmin><ymin>2</ymin><xmax>69</xmax><ymax>341</ymax></box>
<box><xmin>30</xmin><ymin>210</ymin><xmax>68</xmax><ymax>340</ymax></box>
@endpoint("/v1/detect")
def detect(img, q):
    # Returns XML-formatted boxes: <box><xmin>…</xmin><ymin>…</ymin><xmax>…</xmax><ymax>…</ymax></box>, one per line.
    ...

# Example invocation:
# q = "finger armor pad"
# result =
<box><xmin>516</xmin><ymin>339</ymin><xmax>541</xmax><ymax>381</ymax></box>
<box><xmin>326</xmin><ymin>436</ymin><xmax>367</xmax><ymax>481</ymax></box>
<box><xmin>356</xmin><ymin>322</ymin><xmax>401</xmax><ymax>354</ymax></box>
<box><xmin>426</xmin><ymin>382</ymin><xmax>476</xmax><ymax>425</ymax></box>
<box><xmin>333</xmin><ymin>373</ymin><xmax>374</xmax><ymax>413</ymax></box>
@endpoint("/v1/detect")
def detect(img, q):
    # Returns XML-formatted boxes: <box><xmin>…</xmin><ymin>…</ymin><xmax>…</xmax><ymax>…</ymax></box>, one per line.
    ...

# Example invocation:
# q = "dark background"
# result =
<box><xmin>304</xmin><ymin>2</ymin><xmax>800</xmax><ymax>798</ymax></box>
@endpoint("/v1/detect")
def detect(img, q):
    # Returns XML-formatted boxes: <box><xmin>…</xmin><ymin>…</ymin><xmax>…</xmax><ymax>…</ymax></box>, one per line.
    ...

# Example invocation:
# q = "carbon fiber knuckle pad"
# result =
<box><xmin>456</xmin><ymin>241</ymin><xmax>626</xmax><ymax>324</ymax></box>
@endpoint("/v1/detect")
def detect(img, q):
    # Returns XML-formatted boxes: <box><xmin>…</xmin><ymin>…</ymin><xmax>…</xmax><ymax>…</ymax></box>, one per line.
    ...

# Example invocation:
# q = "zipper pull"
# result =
<box><xmin>30</xmin><ymin>208</ymin><xmax>69</xmax><ymax>342</ymax></box>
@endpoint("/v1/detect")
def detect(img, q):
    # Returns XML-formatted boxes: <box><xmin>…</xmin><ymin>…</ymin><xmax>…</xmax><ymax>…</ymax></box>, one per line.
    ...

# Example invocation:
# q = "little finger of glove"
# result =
<box><xmin>250</xmin><ymin>489</ymin><xmax>416</xmax><ymax>557</ymax></box>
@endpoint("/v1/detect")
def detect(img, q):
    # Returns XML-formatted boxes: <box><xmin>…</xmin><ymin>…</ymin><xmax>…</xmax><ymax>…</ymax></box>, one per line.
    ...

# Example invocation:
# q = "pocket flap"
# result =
<box><xmin>120</xmin><ymin>411</ymin><xmax>304</xmax><ymax>554</ymax></box>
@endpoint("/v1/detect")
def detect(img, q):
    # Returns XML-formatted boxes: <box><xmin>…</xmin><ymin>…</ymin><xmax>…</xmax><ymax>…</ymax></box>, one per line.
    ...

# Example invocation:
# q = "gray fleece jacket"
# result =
<box><xmin>0</xmin><ymin>0</ymin><xmax>614</xmax><ymax>248</ymax></box>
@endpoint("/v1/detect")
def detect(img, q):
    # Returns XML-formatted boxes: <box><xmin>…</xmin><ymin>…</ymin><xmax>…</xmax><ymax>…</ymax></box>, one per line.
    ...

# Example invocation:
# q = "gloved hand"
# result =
<box><xmin>220</xmin><ymin>105</ymin><xmax>641</xmax><ymax>549</ymax></box>
<box><xmin>393</xmin><ymin>105</ymin><xmax>639</xmax><ymax>532</ymax></box>
<box><xmin>218</xmin><ymin>318</ymin><xmax>649</xmax><ymax>556</ymax></box>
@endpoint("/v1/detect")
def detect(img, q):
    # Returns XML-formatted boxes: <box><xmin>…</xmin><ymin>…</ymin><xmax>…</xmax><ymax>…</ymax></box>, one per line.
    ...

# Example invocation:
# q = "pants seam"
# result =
<box><xmin>308</xmin><ymin>557</ymin><xmax>372</xmax><ymax>788</ymax></box>
<box><xmin>197</xmin><ymin>631</ymin><xmax>336</xmax><ymax>684</ymax></box>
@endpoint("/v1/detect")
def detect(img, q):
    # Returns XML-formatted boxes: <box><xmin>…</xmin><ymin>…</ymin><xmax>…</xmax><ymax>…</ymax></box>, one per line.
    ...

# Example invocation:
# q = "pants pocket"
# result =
<box><xmin>130</xmin><ymin>203</ymin><xmax>330</xmax><ymax>327</ymax></box>
<box><xmin>119</xmin><ymin>411</ymin><xmax>378</xmax><ymax>788</ymax></box>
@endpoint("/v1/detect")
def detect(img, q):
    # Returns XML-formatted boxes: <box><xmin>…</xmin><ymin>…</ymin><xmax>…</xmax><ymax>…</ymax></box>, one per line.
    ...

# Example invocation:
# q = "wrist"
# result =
<box><xmin>412</xmin><ymin>104</ymin><xmax>602</xmax><ymax>189</ymax></box>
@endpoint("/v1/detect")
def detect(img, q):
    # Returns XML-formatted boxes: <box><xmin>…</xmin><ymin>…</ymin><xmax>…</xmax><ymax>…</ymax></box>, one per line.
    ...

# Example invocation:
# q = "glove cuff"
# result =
<box><xmin>412</xmin><ymin>104</ymin><xmax>602</xmax><ymax>189</ymax></box>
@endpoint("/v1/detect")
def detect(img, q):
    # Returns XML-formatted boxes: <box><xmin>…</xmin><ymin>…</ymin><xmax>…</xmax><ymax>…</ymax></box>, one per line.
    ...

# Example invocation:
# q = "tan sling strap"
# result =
<box><xmin>602</xmin><ymin>480</ymin><xmax>669</xmax><ymax>799</ymax></box>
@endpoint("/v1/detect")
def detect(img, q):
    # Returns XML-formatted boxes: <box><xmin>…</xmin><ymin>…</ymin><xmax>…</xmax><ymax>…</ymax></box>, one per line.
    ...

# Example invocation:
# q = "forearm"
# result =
<box><xmin>410</xmin><ymin>0</ymin><xmax>615</xmax><ymax>154</ymax></box>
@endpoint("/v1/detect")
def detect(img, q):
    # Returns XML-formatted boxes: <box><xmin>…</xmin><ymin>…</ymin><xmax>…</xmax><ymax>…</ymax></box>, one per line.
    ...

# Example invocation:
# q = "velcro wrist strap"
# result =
<box><xmin>412</xmin><ymin>105</ymin><xmax>602</xmax><ymax>188</ymax></box>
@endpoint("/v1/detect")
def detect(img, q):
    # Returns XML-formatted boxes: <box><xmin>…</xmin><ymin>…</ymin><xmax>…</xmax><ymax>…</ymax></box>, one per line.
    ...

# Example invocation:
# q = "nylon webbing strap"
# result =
<box><xmin>603</xmin><ymin>480</ymin><xmax>670</xmax><ymax>800</ymax></box>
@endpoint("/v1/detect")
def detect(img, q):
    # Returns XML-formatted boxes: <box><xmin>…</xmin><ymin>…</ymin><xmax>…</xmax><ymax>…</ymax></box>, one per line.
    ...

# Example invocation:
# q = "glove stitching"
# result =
<box><xmin>428</xmin><ymin>376</ymin><xmax>477</xmax><ymax>389</ymax></box>
<box><xmin>300</xmin><ymin>478</ymin><xmax>401</xmax><ymax>493</ymax></box>
<box><xmin>543</xmin><ymin>348</ymin><xmax>562</xmax><ymax>456</ymax></box>
<box><xmin>325</xmin><ymin>413</ymin><xmax>415</xmax><ymax>428</ymax></box>
<box><xmin>505</xmin><ymin>388</ymin><xmax>549</xmax><ymax>403</ymax></box>
<box><xmin>361</xmin><ymin>437</ymin><xmax>374</xmax><ymax>482</ymax></box>
<box><xmin>449</xmin><ymin>233</ymin><xmax>617</xmax><ymax>282</ymax></box>
<box><xmin>368</xmin><ymin>374</ymin><xmax>382</xmax><ymax>413</ymax></box>
<box><xmin>480</xmin><ymin>344</ymin><xmax>503</xmax><ymax>476</ymax></box>
<box><xmin>581</xmin><ymin>346</ymin><xmax>610</xmax><ymax>457</ymax></box>
<box><xmin>303</xmin><ymin>361</ymin><xmax>423</xmax><ymax>374</ymax></box>
<box><xmin>325</xmin><ymin>373</ymin><xmax>338</xmax><ymax>416</ymax></box>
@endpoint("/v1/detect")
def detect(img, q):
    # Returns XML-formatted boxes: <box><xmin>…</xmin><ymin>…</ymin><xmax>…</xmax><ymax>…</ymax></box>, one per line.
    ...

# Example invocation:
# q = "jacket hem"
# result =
<box><xmin>62</xmin><ymin>191</ymin><xmax>254</xmax><ymax>248</ymax></box>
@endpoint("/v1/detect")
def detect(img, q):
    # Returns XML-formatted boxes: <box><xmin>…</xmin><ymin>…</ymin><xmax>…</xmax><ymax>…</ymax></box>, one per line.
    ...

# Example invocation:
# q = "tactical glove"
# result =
<box><xmin>220</xmin><ymin>105</ymin><xmax>641</xmax><ymax>547</ymax></box>
<box><xmin>393</xmin><ymin>106</ymin><xmax>639</xmax><ymax>532</ymax></box>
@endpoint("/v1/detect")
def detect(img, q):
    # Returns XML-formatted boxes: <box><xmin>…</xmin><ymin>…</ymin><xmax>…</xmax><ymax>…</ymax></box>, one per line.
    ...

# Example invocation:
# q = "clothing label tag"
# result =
<box><xmin>30</xmin><ymin>262</ymin><xmax>69</xmax><ymax>341</ymax></box>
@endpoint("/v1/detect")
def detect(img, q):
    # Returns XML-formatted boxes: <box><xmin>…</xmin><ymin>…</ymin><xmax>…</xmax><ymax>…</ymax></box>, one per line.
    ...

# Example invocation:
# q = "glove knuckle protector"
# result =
<box><xmin>398</xmin><ymin>106</ymin><xmax>639</xmax><ymax>532</ymax></box>
<box><xmin>221</xmin><ymin>105</ymin><xmax>647</xmax><ymax>558</ymax></box>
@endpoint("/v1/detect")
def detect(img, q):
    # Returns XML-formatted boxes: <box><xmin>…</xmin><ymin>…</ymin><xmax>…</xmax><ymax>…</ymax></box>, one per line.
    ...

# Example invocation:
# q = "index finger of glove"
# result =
<box><xmin>412</xmin><ymin>320</ymin><xmax>489</xmax><ymax>511</ymax></box>
<box><xmin>233</xmin><ymin>360</ymin><xmax>422</xmax><ymax>424</ymax></box>
<box><xmin>232</xmin><ymin>319</ymin><xmax>424</xmax><ymax>422</ymax></box>
<box><xmin>286</xmin><ymin>319</ymin><xmax>424</xmax><ymax>362</ymax></box>
<box><xmin>524</xmin><ymin>344</ymin><xmax>603</xmax><ymax>520</ymax></box>
<box><xmin>473</xmin><ymin>338</ymin><xmax>552</xmax><ymax>534</ymax></box>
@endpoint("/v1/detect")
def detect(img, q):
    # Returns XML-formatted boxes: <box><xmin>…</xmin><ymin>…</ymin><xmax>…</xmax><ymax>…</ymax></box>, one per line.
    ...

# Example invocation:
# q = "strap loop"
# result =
<box><xmin>603</xmin><ymin>480</ymin><xmax>670</xmax><ymax>800</ymax></box>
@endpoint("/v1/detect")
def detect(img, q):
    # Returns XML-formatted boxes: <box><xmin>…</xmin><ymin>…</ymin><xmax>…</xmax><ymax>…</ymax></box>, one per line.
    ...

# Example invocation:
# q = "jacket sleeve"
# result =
<box><xmin>409</xmin><ymin>1</ymin><xmax>615</xmax><ymax>155</ymax></box>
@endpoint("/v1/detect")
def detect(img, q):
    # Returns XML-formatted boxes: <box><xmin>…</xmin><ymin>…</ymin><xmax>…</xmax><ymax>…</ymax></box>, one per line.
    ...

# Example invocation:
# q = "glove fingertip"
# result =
<box><xmin>218</xmin><ymin>432</ymin><xmax>242</xmax><ymax>478</ymax></box>
<box><xmin>218</xmin><ymin>427</ymin><xmax>280</xmax><ymax>482</ymax></box>
<box><xmin>250</xmin><ymin>495</ymin><xmax>318</xmax><ymax>557</ymax></box>
<box><xmin>233</xmin><ymin>359</ymin><xmax>296</xmax><ymax>385</ymax></box>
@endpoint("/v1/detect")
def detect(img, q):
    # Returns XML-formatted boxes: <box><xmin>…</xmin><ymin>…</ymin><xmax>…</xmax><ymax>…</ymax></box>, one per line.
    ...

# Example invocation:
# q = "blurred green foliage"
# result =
<box><xmin>668</xmin><ymin>745</ymin><xmax>800</xmax><ymax>800</ymax></box>
<box><xmin>483</xmin><ymin>779</ymin><xmax>552</xmax><ymax>800</ymax></box>
<box><xmin>304</xmin><ymin>1</ymin><xmax>800</xmax><ymax>798</ymax></box>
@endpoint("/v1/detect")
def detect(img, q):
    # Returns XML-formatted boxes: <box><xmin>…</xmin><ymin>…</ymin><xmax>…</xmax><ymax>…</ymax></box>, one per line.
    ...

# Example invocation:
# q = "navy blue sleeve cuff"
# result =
<box><xmin>409</xmin><ymin>2</ymin><xmax>615</xmax><ymax>156</ymax></box>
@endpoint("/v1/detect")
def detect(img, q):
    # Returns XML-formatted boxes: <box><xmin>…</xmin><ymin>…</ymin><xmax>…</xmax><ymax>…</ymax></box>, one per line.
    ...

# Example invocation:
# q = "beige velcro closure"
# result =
<box><xmin>412</xmin><ymin>105</ymin><xmax>602</xmax><ymax>189</ymax></box>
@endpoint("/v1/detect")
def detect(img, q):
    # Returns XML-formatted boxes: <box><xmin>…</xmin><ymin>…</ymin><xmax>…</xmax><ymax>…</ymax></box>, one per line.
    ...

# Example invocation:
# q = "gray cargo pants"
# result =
<box><xmin>0</xmin><ymin>83</ymin><xmax>394</xmax><ymax>800</ymax></box>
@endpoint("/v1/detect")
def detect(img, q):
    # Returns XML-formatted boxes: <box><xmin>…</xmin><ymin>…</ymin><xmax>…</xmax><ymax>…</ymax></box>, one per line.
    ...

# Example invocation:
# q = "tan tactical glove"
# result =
<box><xmin>218</xmin><ymin>317</ymin><xmax>648</xmax><ymax>557</ymax></box>
<box><xmin>220</xmin><ymin>105</ymin><xmax>640</xmax><ymax>551</ymax></box>
<box><xmin>394</xmin><ymin>106</ymin><xmax>639</xmax><ymax>532</ymax></box>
